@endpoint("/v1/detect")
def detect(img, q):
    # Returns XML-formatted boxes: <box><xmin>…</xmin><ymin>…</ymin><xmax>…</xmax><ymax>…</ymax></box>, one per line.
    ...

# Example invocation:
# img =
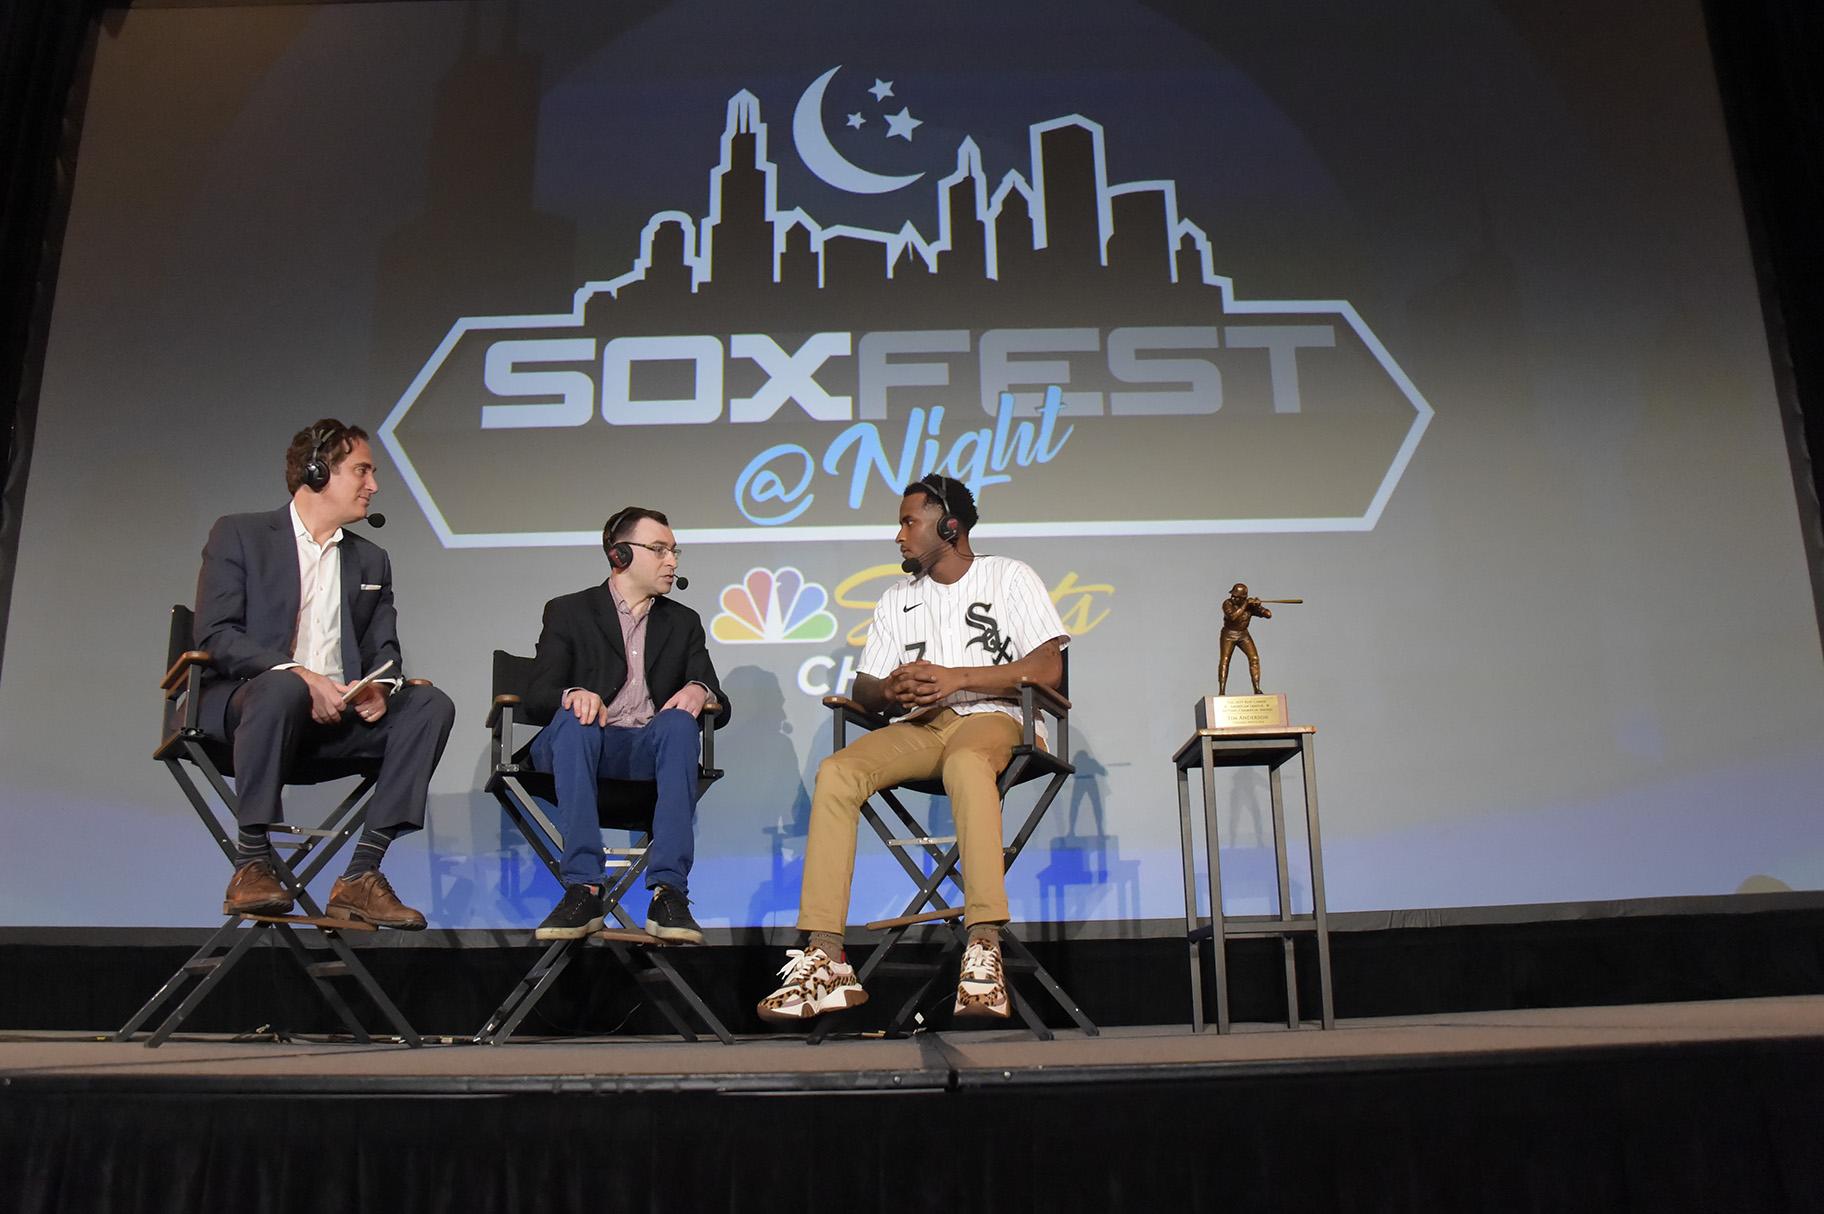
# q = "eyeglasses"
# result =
<box><xmin>628</xmin><ymin>541</ymin><xmax>682</xmax><ymax>559</ymax></box>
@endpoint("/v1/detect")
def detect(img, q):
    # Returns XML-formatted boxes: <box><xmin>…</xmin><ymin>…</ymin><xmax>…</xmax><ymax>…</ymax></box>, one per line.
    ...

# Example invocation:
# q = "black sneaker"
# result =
<box><xmin>535</xmin><ymin>884</ymin><xmax>604</xmax><ymax>941</ymax></box>
<box><xmin>644</xmin><ymin>885</ymin><xmax>705</xmax><ymax>944</ymax></box>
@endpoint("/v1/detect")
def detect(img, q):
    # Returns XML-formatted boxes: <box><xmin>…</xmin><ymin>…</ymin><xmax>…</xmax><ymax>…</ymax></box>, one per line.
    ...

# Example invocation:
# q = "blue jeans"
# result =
<box><xmin>529</xmin><ymin>707</ymin><xmax>701</xmax><ymax>892</ymax></box>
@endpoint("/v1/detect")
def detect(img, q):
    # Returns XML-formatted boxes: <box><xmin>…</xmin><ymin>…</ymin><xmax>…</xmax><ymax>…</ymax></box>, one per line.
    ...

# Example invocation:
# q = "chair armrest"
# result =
<box><xmin>161</xmin><ymin>650</ymin><xmax>211</xmax><ymax>694</ymax></box>
<box><xmin>698</xmin><ymin>703</ymin><xmax>719</xmax><ymax>773</ymax></box>
<box><xmin>1017</xmin><ymin>678</ymin><xmax>1071</xmax><ymax>714</ymax></box>
<box><xmin>822</xmin><ymin>695</ymin><xmax>892</xmax><ymax>732</ymax></box>
<box><xmin>486</xmin><ymin>693</ymin><xmax>521</xmax><ymax>730</ymax></box>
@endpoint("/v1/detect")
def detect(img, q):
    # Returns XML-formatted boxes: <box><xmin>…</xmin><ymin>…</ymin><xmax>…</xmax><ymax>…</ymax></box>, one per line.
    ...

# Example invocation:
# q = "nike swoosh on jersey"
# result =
<box><xmin>902</xmin><ymin>603</ymin><xmax>922</xmax><ymax>613</ymax></box>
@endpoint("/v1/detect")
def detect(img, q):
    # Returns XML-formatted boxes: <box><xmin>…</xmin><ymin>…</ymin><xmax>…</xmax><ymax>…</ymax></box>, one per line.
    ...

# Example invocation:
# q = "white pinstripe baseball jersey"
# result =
<box><xmin>857</xmin><ymin>555</ymin><xmax>1070</xmax><ymax>741</ymax></box>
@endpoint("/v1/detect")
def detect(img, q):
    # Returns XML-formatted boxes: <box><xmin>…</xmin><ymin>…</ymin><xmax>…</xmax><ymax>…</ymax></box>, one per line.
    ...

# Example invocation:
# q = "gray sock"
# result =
<box><xmin>807</xmin><ymin>930</ymin><xmax>845</xmax><ymax>963</ymax></box>
<box><xmin>967</xmin><ymin>922</ymin><xmax>1003</xmax><ymax>949</ymax></box>
<box><xmin>341</xmin><ymin>823</ymin><xmax>406</xmax><ymax>879</ymax></box>
<box><xmin>234</xmin><ymin>825</ymin><xmax>271</xmax><ymax>869</ymax></box>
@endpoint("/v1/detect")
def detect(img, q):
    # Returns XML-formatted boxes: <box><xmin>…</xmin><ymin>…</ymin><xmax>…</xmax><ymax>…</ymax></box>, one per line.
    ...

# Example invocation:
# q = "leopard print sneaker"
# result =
<box><xmin>952</xmin><ymin>935</ymin><xmax>1011</xmax><ymax>1020</ymax></box>
<box><xmin>757</xmin><ymin>946</ymin><xmax>869</xmax><ymax>1024</ymax></box>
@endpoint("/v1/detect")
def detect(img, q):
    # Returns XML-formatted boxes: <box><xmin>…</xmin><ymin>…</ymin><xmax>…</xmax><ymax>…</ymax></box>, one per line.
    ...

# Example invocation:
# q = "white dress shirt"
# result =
<box><xmin>284</xmin><ymin>501</ymin><xmax>346</xmax><ymax>682</ymax></box>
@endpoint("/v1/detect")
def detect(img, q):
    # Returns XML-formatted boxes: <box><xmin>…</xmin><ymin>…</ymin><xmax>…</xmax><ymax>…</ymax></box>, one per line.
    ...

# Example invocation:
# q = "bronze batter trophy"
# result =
<box><xmin>1197</xmin><ymin>583</ymin><xmax>1302</xmax><ymax>730</ymax></box>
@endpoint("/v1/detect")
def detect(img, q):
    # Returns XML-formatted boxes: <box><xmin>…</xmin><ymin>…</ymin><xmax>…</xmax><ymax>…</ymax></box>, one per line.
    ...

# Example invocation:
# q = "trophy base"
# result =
<box><xmin>1194</xmin><ymin>693</ymin><xmax>1289</xmax><ymax>730</ymax></box>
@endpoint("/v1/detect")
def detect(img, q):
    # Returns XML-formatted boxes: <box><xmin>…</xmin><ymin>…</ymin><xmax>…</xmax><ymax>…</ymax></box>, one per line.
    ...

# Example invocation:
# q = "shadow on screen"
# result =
<box><xmin>1033</xmin><ymin>728</ymin><xmax>1140</xmax><ymax>935</ymax></box>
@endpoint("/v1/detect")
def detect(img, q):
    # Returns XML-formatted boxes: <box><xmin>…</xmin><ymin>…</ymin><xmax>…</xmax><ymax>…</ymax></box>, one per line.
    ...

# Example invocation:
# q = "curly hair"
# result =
<box><xmin>284</xmin><ymin>419</ymin><xmax>369</xmax><ymax>495</ymax></box>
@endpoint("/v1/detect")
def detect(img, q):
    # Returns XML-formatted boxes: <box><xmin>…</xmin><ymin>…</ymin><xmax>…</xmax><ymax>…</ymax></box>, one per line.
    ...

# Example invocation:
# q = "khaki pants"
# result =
<box><xmin>797</xmin><ymin>708</ymin><xmax>1023</xmax><ymax>933</ymax></box>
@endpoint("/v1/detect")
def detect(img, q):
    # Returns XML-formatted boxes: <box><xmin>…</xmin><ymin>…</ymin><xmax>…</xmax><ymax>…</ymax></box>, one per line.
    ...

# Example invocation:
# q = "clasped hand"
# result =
<box><xmin>884</xmin><ymin>660</ymin><xmax>964</xmax><ymax>709</ymax></box>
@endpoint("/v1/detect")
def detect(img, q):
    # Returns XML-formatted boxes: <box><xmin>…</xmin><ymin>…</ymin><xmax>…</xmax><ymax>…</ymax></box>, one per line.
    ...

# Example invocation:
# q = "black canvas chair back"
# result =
<box><xmin>160</xmin><ymin>606</ymin><xmax>372</xmax><ymax>784</ymax></box>
<box><xmin>809</xmin><ymin>651</ymin><xmax>1098</xmax><ymax>1042</ymax></box>
<box><xmin>478</xmin><ymin>649</ymin><xmax>732</xmax><ymax>1044</ymax></box>
<box><xmin>118</xmin><ymin>605</ymin><xmax>421</xmax><ymax>1048</ymax></box>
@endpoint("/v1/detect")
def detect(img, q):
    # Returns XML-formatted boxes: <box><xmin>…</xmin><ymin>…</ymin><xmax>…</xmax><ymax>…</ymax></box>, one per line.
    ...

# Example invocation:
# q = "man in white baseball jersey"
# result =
<box><xmin>758</xmin><ymin>474</ymin><xmax>1069</xmax><ymax>1023</ymax></box>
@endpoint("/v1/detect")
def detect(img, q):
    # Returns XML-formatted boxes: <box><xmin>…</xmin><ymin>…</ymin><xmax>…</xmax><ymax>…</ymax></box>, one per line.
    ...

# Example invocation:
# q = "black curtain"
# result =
<box><xmin>1705</xmin><ymin>0</ymin><xmax>1824</xmax><ymax>484</ymax></box>
<box><xmin>0</xmin><ymin>0</ymin><xmax>106</xmax><ymax>679</ymax></box>
<box><xmin>6</xmin><ymin>1042</ymin><xmax>1824</xmax><ymax>1212</ymax></box>
<box><xmin>1705</xmin><ymin>0</ymin><xmax>1824</xmax><ymax>646</ymax></box>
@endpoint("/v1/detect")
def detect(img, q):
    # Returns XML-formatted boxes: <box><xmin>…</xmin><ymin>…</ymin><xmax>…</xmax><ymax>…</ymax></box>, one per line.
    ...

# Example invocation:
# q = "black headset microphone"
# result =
<box><xmin>900</xmin><ymin>544</ymin><xmax>947</xmax><ymax>577</ymax></box>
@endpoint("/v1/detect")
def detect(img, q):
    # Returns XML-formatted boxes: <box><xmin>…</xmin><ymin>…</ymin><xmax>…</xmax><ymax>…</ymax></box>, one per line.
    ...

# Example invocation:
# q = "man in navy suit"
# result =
<box><xmin>196</xmin><ymin>419</ymin><xmax>455</xmax><ymax>928</ymax></box>
<box><xmin>524</xmin><ymin>507</ymin><xmax>730</xmax><ymax>944</ymax></box>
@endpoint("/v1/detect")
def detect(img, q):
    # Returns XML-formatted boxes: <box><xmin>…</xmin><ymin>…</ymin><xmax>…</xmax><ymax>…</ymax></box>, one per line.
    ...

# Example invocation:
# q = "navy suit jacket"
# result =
<box><xmin>193</xmin><ymin>506</ymin><xmax>402</xmax><ymax>739</ymax></box>
<box><xmin>525</xmin><ymin>581</ymin><xmax>731</xmax><ymax>731</ymax></box>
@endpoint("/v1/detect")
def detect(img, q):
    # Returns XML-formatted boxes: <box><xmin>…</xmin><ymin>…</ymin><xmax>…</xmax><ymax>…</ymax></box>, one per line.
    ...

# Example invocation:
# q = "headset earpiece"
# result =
<box><xmin>301</xmin><ymin>426</ymin><xmax>335</xmax><ymax>493</ymax></box>
<box><xmin>922</xmin><ymin>474</ymin><xmax>959</xmax><ymax>544</ymax></box>
<box><xmin>603</xmin><ymin>508</ymin><xmax>635</xmax><ymax>569</ymax></box>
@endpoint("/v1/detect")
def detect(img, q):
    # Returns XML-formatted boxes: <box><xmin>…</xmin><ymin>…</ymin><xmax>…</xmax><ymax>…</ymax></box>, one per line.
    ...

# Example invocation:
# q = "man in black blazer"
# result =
<box><xmin>525</xmin><ymin>506</ymin><xmax>730</xmax><ymax>944</ymax></box>
<box><xmin>196</xmin><ymin>420</ymin><xmax>455</xmax><ymax>928</ymax></box>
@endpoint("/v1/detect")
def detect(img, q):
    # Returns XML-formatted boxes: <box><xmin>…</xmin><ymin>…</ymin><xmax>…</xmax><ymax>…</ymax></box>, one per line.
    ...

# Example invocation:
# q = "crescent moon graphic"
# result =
<box><xmin>793</xmin><ymin>66</ymin><xmax>924</xmax><ymax>195</ymax></box>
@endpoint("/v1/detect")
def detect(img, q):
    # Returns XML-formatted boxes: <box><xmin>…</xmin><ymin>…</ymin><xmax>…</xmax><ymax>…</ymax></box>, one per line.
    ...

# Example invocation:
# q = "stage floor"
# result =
<box><xmin>5</xmin><ymin>994</ymin><xmax>1821</xmax><ymax>1093</ymax></box>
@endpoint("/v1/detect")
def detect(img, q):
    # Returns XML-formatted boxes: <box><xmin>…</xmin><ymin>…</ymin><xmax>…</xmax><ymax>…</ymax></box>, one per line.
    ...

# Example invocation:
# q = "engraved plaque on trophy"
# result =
<box><xmin>1195</xmin><ymin>693</ymin><xmax>1290</xmax><ymax>731</ymax></box>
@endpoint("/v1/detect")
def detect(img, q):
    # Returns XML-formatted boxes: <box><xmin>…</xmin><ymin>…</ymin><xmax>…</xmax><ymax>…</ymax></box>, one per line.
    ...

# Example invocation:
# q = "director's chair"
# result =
<box><xmin>477</xmin><ymin>651</ymin><xmax>734</xmax><ymax>1044</ymax></box>
<box><xmin>809</xmin><ymin>663</ymin><xmax>1100</xmax><ymax>1042</ymax></box>
<box><xmin>116</xmin><ymin>606</ymin><xmax>423</xmax><ymax>1048</ymax></box>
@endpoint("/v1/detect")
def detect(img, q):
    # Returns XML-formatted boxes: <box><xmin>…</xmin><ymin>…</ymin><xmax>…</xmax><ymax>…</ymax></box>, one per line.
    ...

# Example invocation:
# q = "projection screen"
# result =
<box><xmin>2</xmin><ymin>0</ymin><xmax>1820</xmax><ymax>930</ymax></box>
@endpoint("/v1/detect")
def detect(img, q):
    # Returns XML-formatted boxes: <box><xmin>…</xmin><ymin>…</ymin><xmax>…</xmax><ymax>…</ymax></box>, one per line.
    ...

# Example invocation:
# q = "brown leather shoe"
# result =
<box><xmin>327</xmin><ymin>870</ymin><xmax>426</xmax><ymax>930</ymax></box>
<box><xmin>223</xmin><ymin>860</ymin><xmax>293</xmax><ymax>917</ymax></box>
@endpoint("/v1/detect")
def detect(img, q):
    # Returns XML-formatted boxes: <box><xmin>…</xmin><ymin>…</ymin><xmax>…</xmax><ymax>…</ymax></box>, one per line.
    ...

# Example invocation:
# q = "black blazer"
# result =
<box><xmin>525</xmin><ymin>581</ymin><xmax>731</xmax><ymax>730</ymax></box>
<box><xmin>193</xmin><ymin>506</ymin><xmax>402</xmax><ymax>738</ymax></box>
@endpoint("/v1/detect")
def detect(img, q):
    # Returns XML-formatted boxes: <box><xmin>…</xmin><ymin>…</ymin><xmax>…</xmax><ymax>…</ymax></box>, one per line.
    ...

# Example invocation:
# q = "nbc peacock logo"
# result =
<box><xmin>711</xmin><ymin>568</ymin><xmax>840</xmax><ymax>644</ymax></box>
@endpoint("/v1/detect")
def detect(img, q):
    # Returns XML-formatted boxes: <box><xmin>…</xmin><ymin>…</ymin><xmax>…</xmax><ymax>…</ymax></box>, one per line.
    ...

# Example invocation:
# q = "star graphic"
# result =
<box><xmin>869</xmin><ymin>79</ymin><xmax>894</xmax><ymax>102</ymax></box>
<box><xmin>846</xmin><ymin>112</ymin><xmax>865</xmax><ymax>129</ymax></box>
<box><xmin>884</xmin><ymin>106</ymin><xmax>922</xmax><ymax>141</ymax></box>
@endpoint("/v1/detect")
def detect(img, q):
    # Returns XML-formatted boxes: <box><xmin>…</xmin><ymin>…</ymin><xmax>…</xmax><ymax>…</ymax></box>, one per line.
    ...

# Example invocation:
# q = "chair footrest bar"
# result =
<box><xmin>239</xmin><ymin>913</ymin><xmax>378</xmax><ymax>932</ymax></box>
<box><xmin>305</xmin><ymin>961</ymin><xmax>351</xmax><ymax>979</ymax></box>
<box><xmin>591</xmin><ymin>928</ymin><xmax>666</xmax><ymax>946</ymax></box>
<box><xmin>864</xmin><ymin>907</ymin><xmax>965</xmax><ymax>931</ymax></box>
<box><xmin>887</xmin><ymin>835</ymin><xmax>956</xmax><ymax>847</ymax></box>
<box><xmin>182</xmin><ymin>958</ymin><xmax>223</xmax><ymax>974</ymax></box>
